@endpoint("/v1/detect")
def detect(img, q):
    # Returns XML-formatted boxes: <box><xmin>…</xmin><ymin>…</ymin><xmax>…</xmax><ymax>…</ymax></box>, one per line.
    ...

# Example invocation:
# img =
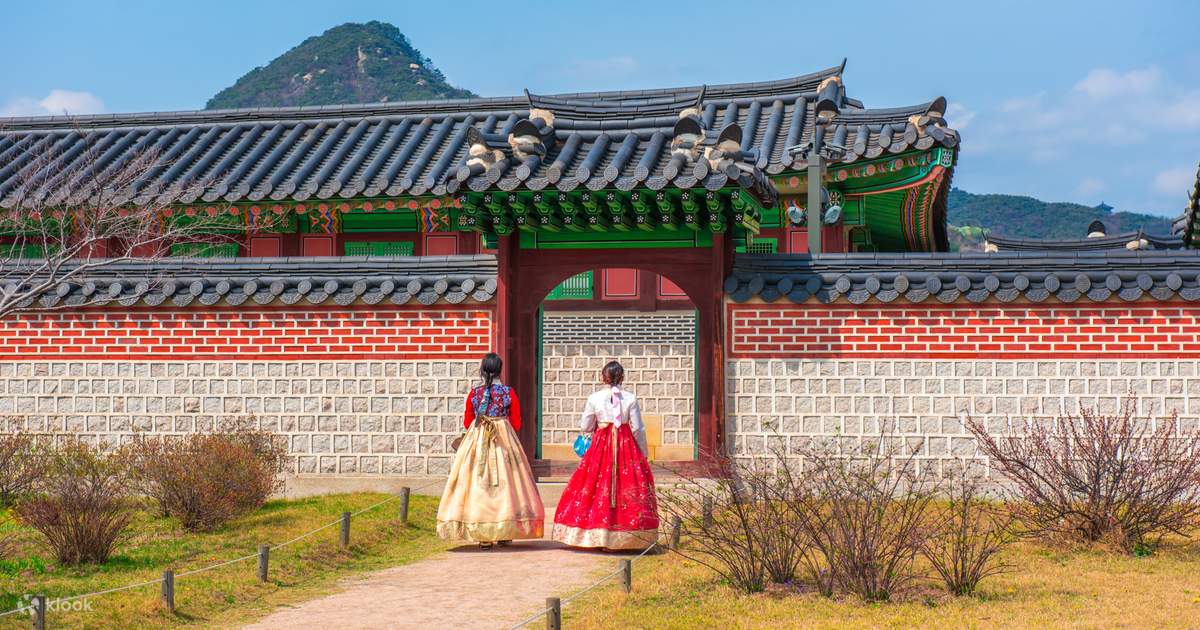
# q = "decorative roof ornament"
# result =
<box><xmin>814</xmin><ymin>75</ymin><xmax>842</xmax><ymax>122</ymax></box>
<box><xmin>666</xmin><ymin>107</ymin><xmax>707</xmax><ymax>178</ymax></box>
<box><xmin>457</xmin><ymin>127</ymin><xmax>506</xmax><ymax>182</ymax></box>
<box><xmin>507</xmin><ymin>107</ymin><xmax>556</xmax><ymax>161</ymax></box>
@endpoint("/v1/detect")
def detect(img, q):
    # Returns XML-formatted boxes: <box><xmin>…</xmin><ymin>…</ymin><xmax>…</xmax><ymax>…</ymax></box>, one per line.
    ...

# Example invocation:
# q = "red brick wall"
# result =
<box><xmin>728</xmin><ymin>302</ymin><xmax>1200</xmax><ymax>359</ymax></box>
<box><xmin>0</xmin><ymin>307</ymin><xmax>492</xmax><ymax>360</ymax></box>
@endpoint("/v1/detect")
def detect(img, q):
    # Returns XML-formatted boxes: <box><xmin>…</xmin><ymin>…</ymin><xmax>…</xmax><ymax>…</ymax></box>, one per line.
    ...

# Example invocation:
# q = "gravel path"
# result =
<box><xmin>243</xmin><ymin>509</ymin><xmax>619</xmax><ymax>630</ymax></box>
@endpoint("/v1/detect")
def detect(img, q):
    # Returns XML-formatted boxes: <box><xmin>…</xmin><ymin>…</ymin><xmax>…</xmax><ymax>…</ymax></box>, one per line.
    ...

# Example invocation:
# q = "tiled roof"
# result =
<box><xmin>985</xmin><ymin>231</ymin><xmax>1184</xmax><ymax>251</ymax></box>
<box><xmin>0</xmin><ymin>62</ymin><xmax>957</xmax><ymax>210</ymax></box>
<box><xmin>16</xmin><ymin>255</ymin><xmax>497</xmax><ymax>309</ymax></box>
<box><xmin>726</xmin><ymin>251</ymin><xmax>1200</xmax><ymax>304</ymax></box>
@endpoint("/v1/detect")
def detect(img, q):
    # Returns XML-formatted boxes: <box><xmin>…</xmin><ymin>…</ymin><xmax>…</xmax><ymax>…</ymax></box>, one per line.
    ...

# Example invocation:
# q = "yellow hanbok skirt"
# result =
<box><xmin>436</xmin><ymin>415</ymin><xmax>544</xmax><ymax>542</ymax></box>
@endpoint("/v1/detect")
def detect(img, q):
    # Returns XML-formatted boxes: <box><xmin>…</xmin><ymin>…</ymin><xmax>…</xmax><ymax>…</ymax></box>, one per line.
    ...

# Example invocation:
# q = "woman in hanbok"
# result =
<box><xmin>552</xmin><ymin>361</ymin><xmax>659</xmax><ymax>550</ymax></box>
<box><xmin>437</xmin><ymin>353</ymin><xmax>544</xmax><ymax>548</ymax></box>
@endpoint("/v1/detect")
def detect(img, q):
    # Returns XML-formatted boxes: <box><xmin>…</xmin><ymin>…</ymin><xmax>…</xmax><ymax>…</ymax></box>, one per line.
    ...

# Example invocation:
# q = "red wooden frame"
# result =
<box><xmin>494</xmin><ymin>236</ymin><xmax>732</xmax><ymax>469</ymax></box>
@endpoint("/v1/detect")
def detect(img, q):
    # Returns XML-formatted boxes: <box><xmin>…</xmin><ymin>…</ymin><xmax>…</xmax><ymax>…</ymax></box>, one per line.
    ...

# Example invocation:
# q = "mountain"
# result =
<box><xmin>946</xmin><ymin>188</ymin><xmax>1176</xmax><ymax>251</ymax></box>
<box><xmin>206</xmin><ymin>21</ymin><xmax>476</xmax><ymax>110</ymax></box>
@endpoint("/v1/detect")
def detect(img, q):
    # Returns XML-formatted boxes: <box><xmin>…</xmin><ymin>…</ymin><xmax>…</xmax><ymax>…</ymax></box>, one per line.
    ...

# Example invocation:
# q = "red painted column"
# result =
<box><xmin>494</xmin><ymin>234</ymin><xmax>517</xmax><ymax>370</ymax></box>
<box><xmin>701</xmin><ymin>232</ymin><xmax>732</xmax><ymax>465</ymax></box>
<box><xmin>495</xmin><ymin>234</ymin><xmax>541</xmax><ymax>458</ymax></box>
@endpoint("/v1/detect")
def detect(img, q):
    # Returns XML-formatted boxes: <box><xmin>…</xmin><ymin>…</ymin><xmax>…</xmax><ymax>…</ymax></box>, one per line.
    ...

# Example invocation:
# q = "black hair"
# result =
<box><xmin>479</xmin><ymin>353</ymin><xmax>502</xmax><ymax>390</ymax></box>
<box><xmin>601</xmin><ymin>361</ymin><xmax>625</xmax><ymax>386</ymax></box>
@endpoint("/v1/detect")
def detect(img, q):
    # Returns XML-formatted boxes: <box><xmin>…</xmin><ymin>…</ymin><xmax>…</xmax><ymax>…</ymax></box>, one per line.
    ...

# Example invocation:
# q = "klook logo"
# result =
<box><xmin>19</xmin><ymin>594</ymin><xmax>93</xmax><ymax>616</ymax></box>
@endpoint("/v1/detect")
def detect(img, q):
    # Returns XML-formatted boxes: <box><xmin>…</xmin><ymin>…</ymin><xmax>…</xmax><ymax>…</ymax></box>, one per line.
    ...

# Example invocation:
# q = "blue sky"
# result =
<box><xmin>2</xmin><ymin>0</ymin><xmax>1198</xmax><ymax>217</ymax></box>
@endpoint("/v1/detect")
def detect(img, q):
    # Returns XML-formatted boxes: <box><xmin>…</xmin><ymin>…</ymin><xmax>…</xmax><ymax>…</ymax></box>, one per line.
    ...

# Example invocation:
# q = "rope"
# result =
<box><xmin>508</xmin><ymin>540</ymin><xmax>658</xmax><ymax>629</ymax></box>
<box><xmin>504</xmin><ymin>459</ymin><xmax>697</xmax><ymax>629</ymax></box>
<box><xmin>0</xmin><ymin>483</ymin><xmax>443</xmax><ymax>619</ymax></box>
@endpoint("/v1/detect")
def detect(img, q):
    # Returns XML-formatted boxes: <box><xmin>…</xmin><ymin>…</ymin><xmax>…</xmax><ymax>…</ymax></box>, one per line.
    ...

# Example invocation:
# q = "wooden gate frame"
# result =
<box><xmin>493</xmin><ymin>234</ymin><xmax>732</xmax><ymax>469</ymax></box>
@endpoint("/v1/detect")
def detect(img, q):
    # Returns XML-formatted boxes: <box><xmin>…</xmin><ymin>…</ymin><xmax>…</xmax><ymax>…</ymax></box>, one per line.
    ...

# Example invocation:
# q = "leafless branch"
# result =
<box><xmin>0</xmin><ymin>121</ymin><xmax>231</xmax><ymax>319</ymax></box>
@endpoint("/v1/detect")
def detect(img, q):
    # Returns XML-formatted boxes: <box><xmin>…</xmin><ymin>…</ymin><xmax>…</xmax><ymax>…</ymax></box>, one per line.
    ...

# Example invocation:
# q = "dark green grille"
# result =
<box><xmin>736</xmin><ymin>237</ymin><xmax>778</xmax><ymax>254</ymax></box>
<box><xmin>344</xmin><ymin>241</ymin><xmax>414</xmax><ymax>256</ymax></box>
<box><xmin>546</xmin><ymin>271</ymin><xmax>594</xmax><ymax>300</ymax></box>
<box><xmin>170</xmin><ymin>242</ymin><xmax>239</xmax><ymax>258</ymax></box>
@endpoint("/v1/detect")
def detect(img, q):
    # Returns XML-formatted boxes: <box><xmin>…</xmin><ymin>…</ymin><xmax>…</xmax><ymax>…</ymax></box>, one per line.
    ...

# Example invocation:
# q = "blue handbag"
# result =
<box><xmin>572</xmin><ymin>433</ymin><xmax>592</xmax><ymax>457</ymax></box>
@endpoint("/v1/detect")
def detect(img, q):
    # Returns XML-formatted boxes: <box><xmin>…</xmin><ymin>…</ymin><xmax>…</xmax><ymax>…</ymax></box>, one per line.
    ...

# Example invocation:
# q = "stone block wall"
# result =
<box><xmin>541</xmin><ymin>312</ymin><xmax>696</xmax><ymax>450</ymax></box>
<box><xmin>726</xmin><ymin>302</ymin><xmax>1200</xmax><ymax>476</ymax></box>
<box><xmin>0</xmin><ymin>307</ymin><xmax>491</xmax><ymax>476</ymax></box>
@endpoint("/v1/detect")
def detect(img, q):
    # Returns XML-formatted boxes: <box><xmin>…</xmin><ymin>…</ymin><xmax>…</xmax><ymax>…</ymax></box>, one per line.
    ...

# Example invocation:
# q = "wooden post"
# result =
<box><xmin>702</xmin><ymin>496</ymin><xmax>714</xmax><ymax>528</ymax></box>
<box><xmin>257</xmin><ymin>545</ymin><xmax>270</xmax><ymax>583</ymax></box>
<box><xmin>545</xmin><ymin>597</ymin><xmax>561</xmax><ymax>630</ymax></box>
<box><xmin>30</xmin><ymin>594</ymin><xmax>46</xmax><ymax>630</ymax></box>
<box><xmin>670</xmin><ymin>515</ymin><xmax>682</xmax><ymax>550</ymax></box>
<box><xmin>398</xmin><ymin>487</ymin><xmax>410</xmax><ymax>525</ymax></box>
<box><xmin>620</xmin><ymin>559</ymin><xmax>632</xmax><ymax>593</ymax></box>
<box><xmin>161</xmin><ymin>570</ymin><xmax>175</xmax><ymax>613</ymax></box>
<box><xmin>340</xmin><ymin>512</ymin><xmax>351</xmax><ymax>548</ymax></box>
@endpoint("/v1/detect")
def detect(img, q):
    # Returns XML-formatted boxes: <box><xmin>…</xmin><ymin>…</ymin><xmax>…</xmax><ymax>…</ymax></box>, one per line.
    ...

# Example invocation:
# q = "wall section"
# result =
<box><xmin>0</xmin><ymin>306</ymin><xmax>492</xmax><ymax>476</ymax></box>
<box><xmin>726</xmin><ymin>302</ymin><xmax>1200</xmax><ymax>475</ymax></box>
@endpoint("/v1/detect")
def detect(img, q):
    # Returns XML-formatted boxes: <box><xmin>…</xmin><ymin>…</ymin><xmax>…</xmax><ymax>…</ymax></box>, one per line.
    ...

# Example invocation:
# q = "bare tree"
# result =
<box><xmin>0</xmin><ymin>123</ymin><xmax>229</xmax><ymax>318</ymax></box>
<box><xmin>966</xmin><ymin>399</ymin><xmax>1200</xmax><ymax>552</ymax></box>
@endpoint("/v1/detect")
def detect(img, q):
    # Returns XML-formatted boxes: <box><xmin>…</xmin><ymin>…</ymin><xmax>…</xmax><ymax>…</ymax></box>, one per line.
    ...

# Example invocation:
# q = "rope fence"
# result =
<box><xmin>504</xmin><ymin>460</ymin><xmax>702</xmax><ymax>629</ymax></box>
<box><xmin>0</xmin><ymin>478</ymin><xmax>444</xmax><ymax>624</ymax></box>
<box><xmin>508</xmin><ymin>535</ymin><xmax>660</xmax><ymax>629</ymax></box>
<box><xmin>5</xmin><ymin>460</ymin><xmax>704</xmax><ymax>626</ymax></box>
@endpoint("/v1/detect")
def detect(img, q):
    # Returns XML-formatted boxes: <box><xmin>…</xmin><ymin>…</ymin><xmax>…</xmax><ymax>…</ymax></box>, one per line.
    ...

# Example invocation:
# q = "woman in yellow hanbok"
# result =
<box><xmin>437</xmin><ymin>353</ymin><xmax>544</xmax><ymax>548</ymax></box>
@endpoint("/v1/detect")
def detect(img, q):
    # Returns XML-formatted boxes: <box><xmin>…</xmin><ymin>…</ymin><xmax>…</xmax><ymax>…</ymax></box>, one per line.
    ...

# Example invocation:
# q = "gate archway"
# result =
<box><xmin>492</xmin><ymin>235</ymin><xmax>732</xmax><ymax>470</ymax></box>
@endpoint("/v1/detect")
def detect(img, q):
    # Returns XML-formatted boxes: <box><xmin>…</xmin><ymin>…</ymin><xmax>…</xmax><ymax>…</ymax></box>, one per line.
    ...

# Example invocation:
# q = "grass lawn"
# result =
<box><xmin>564</xmin><ymin>540</ymin><xmax>1200</xmax><ymax>629</ymax></box>
<box><xmin>0</xmin><ymin>492</ymin><xmax>448</xmax><ymax>629</ymax></box>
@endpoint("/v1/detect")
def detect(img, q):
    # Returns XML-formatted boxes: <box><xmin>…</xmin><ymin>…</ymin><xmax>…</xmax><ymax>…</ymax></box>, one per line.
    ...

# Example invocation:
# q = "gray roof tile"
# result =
<box><xmin>0</xmin><ymin>62</ymin><xmax>957</xmax><ymax>210</ymax></box>
<box><xmin>728</xmin><ymin>251</ymin><xmax>1200</xmax><ymax>304</ymax></box>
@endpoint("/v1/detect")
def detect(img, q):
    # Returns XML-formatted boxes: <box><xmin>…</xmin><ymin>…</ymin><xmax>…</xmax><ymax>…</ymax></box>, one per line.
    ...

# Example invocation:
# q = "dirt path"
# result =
<box><xmin>243</xmin><ymin>509</ymin><xmax>618</xmax><ymax>630</ymax></box>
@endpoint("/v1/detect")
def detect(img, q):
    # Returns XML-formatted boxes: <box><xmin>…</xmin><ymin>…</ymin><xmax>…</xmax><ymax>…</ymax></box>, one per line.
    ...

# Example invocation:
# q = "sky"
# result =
<box><xmin>2</xmin><ymin>0</ymin><xmax>1198</xmax><ymax>217</ymax></box>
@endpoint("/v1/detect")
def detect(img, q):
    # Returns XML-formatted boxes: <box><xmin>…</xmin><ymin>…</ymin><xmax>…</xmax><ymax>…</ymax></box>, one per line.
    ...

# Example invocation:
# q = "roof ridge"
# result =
<box><xmin>0</xmin><ymin>65</ymin><xmax>848</xmax><ymax>131</ymax></box>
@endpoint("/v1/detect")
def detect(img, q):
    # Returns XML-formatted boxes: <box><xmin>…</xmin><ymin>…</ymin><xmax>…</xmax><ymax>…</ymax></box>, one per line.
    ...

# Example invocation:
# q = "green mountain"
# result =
<box><xmin>206</xmin><ymin>21</ymin><xmax>476</xmax><ymax>110</ymax></box>
<box><xmin>947</xmin><ymin>188</ymin><xmax>1175</xmax><ymax>251</ymax></box>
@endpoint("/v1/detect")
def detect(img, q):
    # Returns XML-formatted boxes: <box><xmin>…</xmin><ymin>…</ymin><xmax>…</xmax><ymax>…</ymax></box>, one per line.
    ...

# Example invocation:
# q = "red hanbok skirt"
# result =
<box><xmin>551</xmin><ymin>423</ymin><xmax>659</xmax><ymax>550</ymax></box>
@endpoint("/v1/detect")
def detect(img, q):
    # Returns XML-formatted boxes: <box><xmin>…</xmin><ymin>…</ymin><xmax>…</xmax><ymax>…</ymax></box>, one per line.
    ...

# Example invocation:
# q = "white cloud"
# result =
<box><xmin>0</xmin><ymin>89</ymin><xmax>105</xmax><ymax>118</ymax></box>
<box><xmin>945</xmin><ymin>102</ymin><xmax>975</xmax><ymax>130</ymax></box>
<box><xmin>999</xmin><ymin>93</ymin><xmax>1043</xmax><ymax>113</ymax></box>
<box><xmin>1073</xmin><ymin>66</ymin><xmax>1161</xmax><ymax>99</ymax></box>
<box><xmin>1152</xmin><ymin>166</ymin><xmax>1195</xmax><ymax>197</ymax></box>
<box><xmin>1161</xmin><ymin>90</ymin><xmax>1200</xmax><ymax>128</ymax></box>
<box><xmin>1075</xmin><ymin>177</ymin><xmax>1107</xmax><ymax>196</ymax></box>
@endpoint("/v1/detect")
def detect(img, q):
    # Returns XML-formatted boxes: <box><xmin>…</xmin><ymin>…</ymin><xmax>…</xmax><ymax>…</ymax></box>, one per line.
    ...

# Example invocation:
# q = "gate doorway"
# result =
<box><xmin>492</xmin><ymin>237</ymin><xmax>731</xmax><ymax>472</ymax></box>
<box><xmin>535</xmin><ymin>273</ymin><xmax>699</xmax><ymax>463</ymax></box>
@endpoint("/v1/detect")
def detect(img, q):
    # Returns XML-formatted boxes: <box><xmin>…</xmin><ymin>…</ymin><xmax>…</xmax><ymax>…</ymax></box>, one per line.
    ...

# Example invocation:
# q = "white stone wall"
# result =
<box><xmin>0</xmin><ymin>360</ymin><xmax>476</xmax><ymax>476</ymax></box>
<box><xmin>540</xmin><ymin>311</ymin><xmax>697</xmax><ymax>450</ymax></box>
<box><xmin>726</xmin><ymin>359</ymin><xmax>1198</xmax><ymax>475</ymax></box>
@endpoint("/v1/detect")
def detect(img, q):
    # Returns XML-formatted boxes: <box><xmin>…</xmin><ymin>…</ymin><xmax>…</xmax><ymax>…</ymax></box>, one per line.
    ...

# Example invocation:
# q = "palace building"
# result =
<box><xmin>0</xmin><ymin>62</ymin><xmax>1197</xmax><ymax>481</ymax></box>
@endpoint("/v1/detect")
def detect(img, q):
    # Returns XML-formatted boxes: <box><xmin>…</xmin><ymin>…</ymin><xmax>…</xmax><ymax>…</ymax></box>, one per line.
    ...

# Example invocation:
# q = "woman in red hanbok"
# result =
<box><xmin>552</xmin><ymin>361</ymin><xmax>659</xmax><ymax>550</ymax></box>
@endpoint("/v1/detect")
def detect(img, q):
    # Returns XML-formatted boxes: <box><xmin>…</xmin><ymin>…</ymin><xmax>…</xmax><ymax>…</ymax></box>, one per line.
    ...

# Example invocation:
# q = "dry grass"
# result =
<box><xmin>0</xmin><ymin>492</ymin><xmax>448</xmax><ymax>629</ymax></box>
<box><xmin>564</xmin><ymin>539</ymin><xmax>1200</xmax><ymax>629</ymax></box>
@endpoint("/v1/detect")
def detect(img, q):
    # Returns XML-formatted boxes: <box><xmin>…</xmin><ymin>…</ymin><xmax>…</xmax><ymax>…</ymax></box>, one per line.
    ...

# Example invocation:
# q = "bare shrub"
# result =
<box><xmin>966</xmin><ymin>399</ymin><xmax>1200</xmax><ymax>552</ymax></box>
<box><xmin>922</xmin><ymin>474</ymin><xmax>1016</xmax><ymax>595</ymax></box>
<box><xmin>788</xmin><ymin>436</ymin><xmax>936</xmax><ymax>601</ymax></box>
<box><xmin>0</xmin><ymin>429</ymin><xmax>44</xmax><ymax>506</ymax></box>
<box><xmin>657</xmin><ymin>453</ymin><xmax>802</xmax><ymax>593</ymax></box>
<box><xmin>125</xmin><ymin>418</ymin><xmax>287</xmax><ymax>531</ymax></box>
<box><xmin>743</xmin><ymin>456</ymin><xmax>808</xmax><ymax>585</ymax></box>
<box><xmin>15</xmin><ymin>440</ymin><xmax>134</xmax><ymax>564</ymax></box>
<box><xmin>0</xmin><ymin>517</ymin><xmax>16</xmax><ymax>561</ymax></box>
